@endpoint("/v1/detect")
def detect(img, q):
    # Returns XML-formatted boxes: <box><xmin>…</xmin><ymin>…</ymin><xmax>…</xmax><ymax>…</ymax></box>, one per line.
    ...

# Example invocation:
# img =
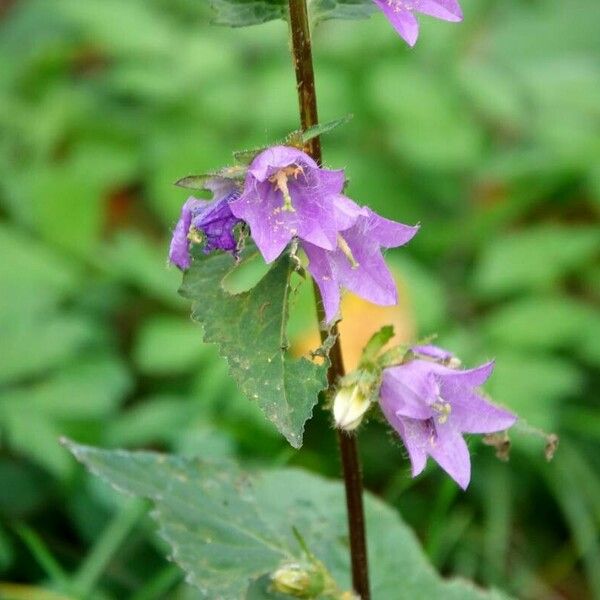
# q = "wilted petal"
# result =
<box><xmin>429</xmin><ymin>423</ymin><xmax>471</xmax><ymax>489</ymax></box>
<box><xmin>192</xmin><ymin>193</ymin><xmax>240</xmax><ymax>254</ymax></box>
<box><xmin>169</xmin><ymin>197</ymin><xmax>202</xmax><ymax>270</ymax></box>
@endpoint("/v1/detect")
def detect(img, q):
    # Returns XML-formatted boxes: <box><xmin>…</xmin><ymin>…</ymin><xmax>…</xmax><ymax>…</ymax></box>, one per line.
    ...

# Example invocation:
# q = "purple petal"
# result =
<box><xmin>247</xmin><ymin>145</ymin><xmax>319</xmax><ymax>182</ymax></box>
<box><xmin>372</xmin><ymin>1</ymin><xmax>420</xmax><ymax>46</ymax></box>
<box><xmin>380</xmin><ymin>398</ymin><xmax>429</xmax><ymax>477</ymax></box>
<box><xmin>203</xmin><ymin>176</ymin><xmax>239</xmax><ymax>198</ymax></box>
<box><xmin>304</xmin><ymin>242</ymin><xmax>341</xmax><ymax>323</ymax></box>
<box><xmin>192</xmin><ymin>193</ymin><xmax>240</xmax><ymax>254</ymax></box>
<box><xmin>429</xmin><ymin>424</ymin><xmax>471</xmax><ymax>489</ymax></box>
<box><xmin>411</xmin><ymin>344</ymin><xmax>454</xmax><ymax>361</ymax></box>
<box><xmin>447</xmin><ymin>390</ymin><xmax>517</xmax><ymax>434</ymax></box>
<box><xmin>364</xmin><ymin>209</ymin><xmax>419</xmax><ymax>248</ymax></box>
<box><xmin>168</xmin><ymin>197</ymin><xmax>202</xmax><ymax>270</ymax></box>
<box><xmin>414</xmin><ymin>0</ymin><xmax>463</xmax><ymax>21</ymax></box>
<box><xmin>441</xmin><ymin>360</ymin><xmax>495</xmax><ymax>388</ymax></box>
<box><xmin>381</xmin><ymin>365</ymin><xmax>434</xmax><ymax>420</ymax></box>
<box><xmin>332</xmin><ymin>195</ymin><xmax>369</xmax><ymax>231</ymax></box>
<box><xmin>230</xmin><ymin>183</ymin><xmax>295</xmax><ymax>263</ymax></box>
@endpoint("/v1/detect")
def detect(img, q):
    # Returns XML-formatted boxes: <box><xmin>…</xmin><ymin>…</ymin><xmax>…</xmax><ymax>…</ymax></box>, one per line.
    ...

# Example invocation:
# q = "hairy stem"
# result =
<box><xmin>286</xmin><ymin>1</ymin><xmax>371</xmax><ymax>597</ymax></box>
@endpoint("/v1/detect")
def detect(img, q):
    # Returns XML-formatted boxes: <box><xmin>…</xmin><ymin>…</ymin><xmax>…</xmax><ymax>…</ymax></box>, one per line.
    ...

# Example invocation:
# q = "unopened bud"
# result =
<box><xmin>270</xmin><ymin>562</ymin><xmax>325</xmax><ymax>598</ymax></box>
<box><xmin>333</xmin><ymin>384</ymin><xmax>371</xmax><ymax>431</ymax></box>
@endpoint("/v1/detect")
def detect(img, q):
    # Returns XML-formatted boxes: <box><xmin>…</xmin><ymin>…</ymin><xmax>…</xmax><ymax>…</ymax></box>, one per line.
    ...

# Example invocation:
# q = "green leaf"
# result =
<box><xmin>175</xmin><ymin>166</ymin><xmax>247</xmax><ymax>190</ymax></box>
<box><xmin>179</xmin><ymin>251</ymin><xmax>327</xmax><ymax>448</ymax></box>
<box><xmin>473</xmin><ymin>225</ymin><xmax>599</xmax><ymax>298</ymax></box>
<box><xmin>209</xmin><ymin>0</ymin><xmax>286</xmax><ymax>28</ymax></box>
<box><xmin>301</xmin><ymin>114</ymin><xmax>353</xmax><ymax>144</ymax></box>
<box><xmin>208</xmin><ymin>0</ymin><xmax>374</xmax><ymax>27</ymax></box>
<box><xmin>64</xmin><ymin>441</ymin><xmax>511</xmax><ymax>600</ymax></box>
<box><xmin>360</xmin><ymin>325</ymin><xmax>395</xmax><ymax>365</ymax></box>
<box><xmin>482</xmin><ymin>296</ymin><xmax>600</xmax><ymax>354</ymax></box>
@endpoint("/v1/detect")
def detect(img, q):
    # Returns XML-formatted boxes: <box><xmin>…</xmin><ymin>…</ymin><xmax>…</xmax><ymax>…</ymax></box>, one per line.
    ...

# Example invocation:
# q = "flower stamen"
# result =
<box><xmin>432</xmin><ymin>395</ymin><xmax>452</xmax><ymax>425</ymax></box>
<box><xmin>337</xmin><ymin>234</ymin><xmax>359</xmax><ymax>269</ymax></box>
<box><xmin>268</xmin><ymin>165</ymin><xmax>304</xmax><ymax>212</ymax></box>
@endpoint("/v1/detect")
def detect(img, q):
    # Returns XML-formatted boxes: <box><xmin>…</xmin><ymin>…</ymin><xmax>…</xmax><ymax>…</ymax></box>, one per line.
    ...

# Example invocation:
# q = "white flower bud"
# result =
<box><xmin>333</xmin><ymin>384</ymin><xmax>371</xmax><ymax>431</ymax></box>
<box><xmin>270</xmin><ymin>562</ymin><xmax>325</xmax><ymax>597</ymax></box>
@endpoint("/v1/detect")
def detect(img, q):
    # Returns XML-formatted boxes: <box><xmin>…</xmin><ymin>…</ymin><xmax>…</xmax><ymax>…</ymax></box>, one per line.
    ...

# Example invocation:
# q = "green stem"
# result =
<box><xmin>286</xmin><ymin>2</ymin><xmax>371</xmax><ymax>597</ymax></box>
<box><xmin>73</xmin><ymin>499</ymin><xmax>146</xmax><ymax>597</ymax></box>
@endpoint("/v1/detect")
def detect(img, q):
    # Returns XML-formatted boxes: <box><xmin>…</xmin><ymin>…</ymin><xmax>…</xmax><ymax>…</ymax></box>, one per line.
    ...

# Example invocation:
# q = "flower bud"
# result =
<box><xmin>270</xmin><ymin>562</ymin><xmax>325</xmax><ymax>598</ymax></box>
<box><xmin>333</xmin><ymin>384</ymin><xmax>371</xmax><ymax>431</ymax></box>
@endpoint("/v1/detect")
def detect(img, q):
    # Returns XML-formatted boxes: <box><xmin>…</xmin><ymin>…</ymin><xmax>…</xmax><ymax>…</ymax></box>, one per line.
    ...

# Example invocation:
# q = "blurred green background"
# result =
<box><xmin>1</xmin><ymin>0</ymin><xmax>599</xmax><ymax>598</ymax></box>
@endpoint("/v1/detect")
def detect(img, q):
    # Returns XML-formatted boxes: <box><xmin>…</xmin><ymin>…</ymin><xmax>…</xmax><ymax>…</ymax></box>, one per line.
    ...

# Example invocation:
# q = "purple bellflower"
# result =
<box><xmin>379</xmin><ymin>346</ymin><xmax>516</xmax><ymax>489</ymax></box>
<box><xmin>168</xmin><ymin>178</ymin><xmax>241</xmax><ymax>270</ymax></box>
<box><xmin>229</xmin><ymin>146</ymin><xmax>350</xmax><ymax>263</ymax></box>
<box><xmin>304</xmin><ymin>204</ymin><xmax>418</xmax><ymax>323</ymax></box>
<box><xmin>372</xmin><ymin>0</ymin><xmax>463</xmax><ymax>46</ymax></box>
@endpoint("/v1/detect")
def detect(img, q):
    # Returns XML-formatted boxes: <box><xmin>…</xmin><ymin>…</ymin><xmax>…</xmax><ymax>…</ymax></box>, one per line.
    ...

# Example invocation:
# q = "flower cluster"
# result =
<box><xmin>169</xmin><ymin>145</ymin><xmax>418</xmax><ymax>324</ymax></box>
<box><xmin>372</xmin><ymin>0</ymin><xmax>463</xmax><ymax>46</ymax></box>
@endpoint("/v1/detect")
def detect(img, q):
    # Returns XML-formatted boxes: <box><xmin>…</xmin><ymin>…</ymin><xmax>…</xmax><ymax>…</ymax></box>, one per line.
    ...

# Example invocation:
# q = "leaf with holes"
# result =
<box><xmin>179</xmin><ymin>250</ymin><xmax>327</xmax><ymax>448</ymax></box>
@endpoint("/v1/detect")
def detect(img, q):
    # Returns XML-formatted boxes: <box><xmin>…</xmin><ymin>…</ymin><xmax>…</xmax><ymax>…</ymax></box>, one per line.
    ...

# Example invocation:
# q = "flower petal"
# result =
<box><xmin>447</xmin><ymin>390</ymin><xmax>517</xmax><ymax>434</ymax></box>
<box><xmin>372</xmin><ymin>1</ymin><xmax>420</xmax><ymax>46</ymax></box>
<box><xmin>381</xmin><ymin>363</ymin><xmax>436</xmax><ymax>420</ymax></box>
<box><xmin>365</xmin><ymin>209</ymin><xmax>419</xmax><ymax>248</ymax></box>
<box><xmin>247</xmin><ymin>145</ymin><xmax>319</xmax><ymax>182</ymax></box>
<box><xmin>168</xmin><ymin>197</ymin><xmax>202</xmax><ymax>270</ymax></box>
<box><xmin>380</xmin><ymin>400</ymin><xmax>429</xmax><ymax>477</ymax></box>
<box><xmin>411</xmin><ymin>344</ymin><xmax>454</xmax><ymax>361</ymax></box>
<box><xmin>414</xmin><ymin>0</ymin><xmax>462</xmax><ymax>22</ymax></box>
<box><xmin>304</xmin><ymin>242</ymin><xmax>341</xmax><ymax>323</ymax></box>
<box><xmin>428</xmin><ymin>424</ymin><xmax>471</xmax><ymax>489</ymax></box>
<box><xmin>442</xmin><ymin>360</ymin><xmax>495</xmax><ymax>388</ymax></box>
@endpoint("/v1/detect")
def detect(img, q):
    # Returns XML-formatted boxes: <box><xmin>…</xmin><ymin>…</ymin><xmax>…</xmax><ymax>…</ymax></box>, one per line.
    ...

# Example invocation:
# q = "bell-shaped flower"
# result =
<box><xmin>168</xmin><ymin>178</ymin><xmax>241</xmax><ymax>270</ymax></box>
<box><xmin>229</xmin><ymin>146</ymin><xmax>352</xmax><ymax>263</ymax></box>
<box><xmin>304</xmin><ymin>203</ymin><xmax>418</xmax><ymax>323</ymax></box>
<box><xmin>372</xmin><ymin>0</ymin><xmax>463</xmax><ymax>46</ymax></box>
<box><xmin>379</xmin><ymin>347</ymin><xmax>516</xmax><ymax>489</ymax></box>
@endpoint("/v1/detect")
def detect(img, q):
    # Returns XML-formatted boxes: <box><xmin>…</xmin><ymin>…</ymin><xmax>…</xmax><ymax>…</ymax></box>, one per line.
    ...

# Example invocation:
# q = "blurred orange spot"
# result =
<box><xmin>293</xmin><ymin>274</ymin><xmax>416</xmax><ymax>372</ymax></box>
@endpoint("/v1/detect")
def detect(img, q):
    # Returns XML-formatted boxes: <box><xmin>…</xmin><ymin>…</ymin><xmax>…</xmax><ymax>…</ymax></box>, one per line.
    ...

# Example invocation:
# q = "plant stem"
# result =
<box><xmin>286</xmin><ymin>2</ymin><xmax>371</xmax><ymax>597</ymax></box>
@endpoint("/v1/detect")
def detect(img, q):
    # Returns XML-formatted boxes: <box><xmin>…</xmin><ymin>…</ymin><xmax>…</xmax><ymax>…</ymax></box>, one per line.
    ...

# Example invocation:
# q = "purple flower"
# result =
<box><xmin>304</xmin><ymin>202</ymin><xmax>419</xmax><ymax>323</ymax></box>
<box><xmin>168</xmin><ymin>178</ymin><xmax>241</xmax><ymax>270</ymax></box>
<box><xmin>229</xmin><ymin>146</ymin><xmax>351</xmax><ymax>263</ymax></box>
<box><xmin>379</xmin><ymin>350</ymin><xmax>516</xmax><ymax>489</ymax></box>
<box><xmin>372</xmin><ymin>0</ymin><xmax>463</xmax><ymax>46</ymax></box>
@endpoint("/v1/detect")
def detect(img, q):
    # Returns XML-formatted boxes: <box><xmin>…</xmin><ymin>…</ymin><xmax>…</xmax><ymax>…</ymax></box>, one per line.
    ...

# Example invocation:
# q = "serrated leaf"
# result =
<box><xmin>65</xmin><ymin>442</ymin><xmax>511</xmax><ymax>600</ymax></box>
<box><xmin>179</xmin><ymin>251</ymin><xmax>327</xmax><ymax>448</ymax></box>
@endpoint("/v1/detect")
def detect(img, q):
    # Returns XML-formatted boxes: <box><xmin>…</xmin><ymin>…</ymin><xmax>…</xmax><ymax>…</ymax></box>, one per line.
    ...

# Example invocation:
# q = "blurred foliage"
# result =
<box><xmin>0</xmin><ymin>0</ymin><xmax>598</xmax><ymax>598</ymax></box>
